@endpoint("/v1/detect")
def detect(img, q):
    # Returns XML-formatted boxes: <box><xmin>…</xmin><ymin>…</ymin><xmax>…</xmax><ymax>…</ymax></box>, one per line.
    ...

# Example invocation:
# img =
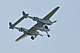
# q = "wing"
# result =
<box><xmin>15</xmin><ymin>33</ymin><xmax>28</xmax><ymax>42</ymax></box>
<box><xmin>12</xmin><ymin>14</ymin><xmax>28</xmax><ymax>27</ymax></box>
<box><xmin>43</xmin><ymin>6</ymin><xmax>59</xmax><ymax>20</ymax></box>
<box><xmin>28</xmin><ymin>22</ymin><xmax>43</xmax><ymax>32</ymax></box>
<box><xmin>15</xmin><ymin>23</ymin><xmax>43</xmax><ymax>42</ymax></box>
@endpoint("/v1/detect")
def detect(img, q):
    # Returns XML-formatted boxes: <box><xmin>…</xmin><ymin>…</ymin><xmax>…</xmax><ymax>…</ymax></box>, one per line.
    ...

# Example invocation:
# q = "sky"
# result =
<box><xmin>0</xmin><ymin>0</ymin><xmax>80</xmax><ymax>53</ymax></box>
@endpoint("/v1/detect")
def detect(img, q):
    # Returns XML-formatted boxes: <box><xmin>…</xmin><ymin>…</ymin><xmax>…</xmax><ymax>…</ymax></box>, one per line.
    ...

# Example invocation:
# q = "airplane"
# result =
<box><xmin>9</xmin><ymin>6</ymin><xmax>59</xmax><ymax>41</ymax></box>
<box><xmin>22</xmin><ymin>6</ymin><xmax>59</xmax><ymax>26</ymax></box>
<box><xmin>9</xmin><ymin>22</ymin><xmax>50</xmax><ymax>42</ymax></box>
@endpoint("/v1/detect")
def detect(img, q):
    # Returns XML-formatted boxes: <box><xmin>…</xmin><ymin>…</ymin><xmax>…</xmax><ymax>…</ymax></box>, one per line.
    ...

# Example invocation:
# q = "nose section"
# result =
<box><xmin>45</xmin><ymin>25</ymin><xmax>48</xmax><ymax>29</ymax></box>
<box><xmin>45</xmin><ymin>25</ymin><xmax>50</xmax><ymax>31</ymax></box>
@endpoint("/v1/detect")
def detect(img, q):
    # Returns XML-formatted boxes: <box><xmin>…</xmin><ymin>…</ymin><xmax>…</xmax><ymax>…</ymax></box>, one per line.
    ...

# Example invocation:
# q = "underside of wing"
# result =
<box><xmin>15</xmin><ymin>33</ymin><xmax>28</xmax><ymax>42</ymax></box>
<box><xmin>43</xmin><ymin>6</ymin><xmax>59</xmax><ymax>20</ymax></box>
<box><xmin>28</xmin><ymin>22</ymin><xmax>43</xmax><ymax>32</ymax></box>
<box><xmin>12</xmin><ymin>14</ymin><xmax>28</xmax><ymax>27</ymax></box>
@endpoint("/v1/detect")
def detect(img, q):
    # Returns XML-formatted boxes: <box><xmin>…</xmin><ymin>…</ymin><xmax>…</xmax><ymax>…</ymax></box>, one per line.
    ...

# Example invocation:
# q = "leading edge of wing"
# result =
<box><xmin>43</xmin><ymin>6</ymin><xmax>60</xmax><ymax>20</ymax></box>
<box><xmin>15</xmin><ymin>34</ymin><xmax>28</xmax><ymax>42</ymax></box>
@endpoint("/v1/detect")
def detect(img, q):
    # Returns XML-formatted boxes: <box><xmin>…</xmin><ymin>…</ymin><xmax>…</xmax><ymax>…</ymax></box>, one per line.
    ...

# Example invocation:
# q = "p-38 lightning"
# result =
<box><xmin>9</xmin><ymin>6</ymin><xmax>59</xmax><ymax>42</ymax></box>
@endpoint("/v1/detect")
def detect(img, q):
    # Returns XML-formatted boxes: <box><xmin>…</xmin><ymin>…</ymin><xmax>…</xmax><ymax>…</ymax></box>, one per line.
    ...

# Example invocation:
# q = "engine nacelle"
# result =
<box><xmin>35</xmin><ymin>25</ymin><xmax>50</xmax><ymax>32</ymax></box>
<box><xmin>17</xmin><ymin>27</ymin><xmax>27</xmax><ymax>32</ymax></box>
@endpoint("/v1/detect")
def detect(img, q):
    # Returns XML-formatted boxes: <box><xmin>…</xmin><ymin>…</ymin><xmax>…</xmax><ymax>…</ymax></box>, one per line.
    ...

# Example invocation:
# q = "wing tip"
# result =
<box><xmin>15</xmin><ymin>39</ymin><xmax>19</xmax><ymax>42</ymax></box>
<box><xmin>15</xmin><ymin>38</ymin><xmax>21</xmax><ymax>42</ymax></box>
<box><xmin>56</xmin><ymin>6</ymin><xmax>60</xmax><ymax>9</ymax></box>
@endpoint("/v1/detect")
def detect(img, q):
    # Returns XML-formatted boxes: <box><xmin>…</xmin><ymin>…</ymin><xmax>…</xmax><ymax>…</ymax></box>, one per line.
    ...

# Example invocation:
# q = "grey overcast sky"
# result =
<box><xmin>0</xmin><ymin>0</ymin><xmax>80</xmax><ymax>53</ymax></box>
